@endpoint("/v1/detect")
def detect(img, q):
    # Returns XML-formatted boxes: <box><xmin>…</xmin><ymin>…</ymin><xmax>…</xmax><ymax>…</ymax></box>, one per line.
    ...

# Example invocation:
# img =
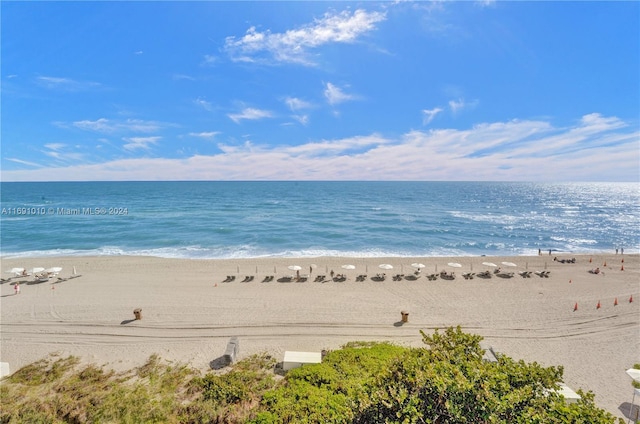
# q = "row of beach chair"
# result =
<box><xmin>220</xmin><ymin>269</ymin><xmax>552</xmax><ymax>284</ymax></box>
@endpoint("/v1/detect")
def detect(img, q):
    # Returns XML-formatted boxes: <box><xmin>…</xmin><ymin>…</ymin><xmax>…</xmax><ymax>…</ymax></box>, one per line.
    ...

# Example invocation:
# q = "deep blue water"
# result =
<box><xmin>1</xmin><ymin>181</ymin><xmax>638</xmax><ymax>258</ymax></box>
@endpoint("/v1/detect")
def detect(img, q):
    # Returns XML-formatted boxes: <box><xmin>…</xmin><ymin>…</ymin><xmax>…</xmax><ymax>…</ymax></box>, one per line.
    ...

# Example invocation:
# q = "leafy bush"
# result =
<box><xmin>0</xmin><ymin>329</ymin><xmax>622</xmax><ymax>423</ymax></box>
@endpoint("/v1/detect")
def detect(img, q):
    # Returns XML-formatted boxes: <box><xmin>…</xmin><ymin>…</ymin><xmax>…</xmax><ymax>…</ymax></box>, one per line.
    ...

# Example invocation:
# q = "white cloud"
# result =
<box><xmin>284</xmin><ymin>96</ymin><xmax>313</xmax><ymax>111</ymax></box>
<box><xmin>292</xmin><ymin>115</ymin><xmax>309</xmax><ymax>125</ymax></box>
<box><xmin>189</xmin><ymin>131</ymin><xmax>220</xmax><ymax>139</ymax></box>
<box><xmin>422</xmin><ymin>107</ymin><xmax>443</xmax><ymax>125</ymax></box>
<box><xmin>202</xmin><ymin>54</ymin><xmax>217</xmax><ymax>66</ymax></box>
<box><xmin>5</xmin><ymin>158</ymin><xmax>41</xmax><ymax>167</ymax></box>
<box><xmin>44</xmin><ymin>143</ymin><xmax>66</xmax><ymax>151</ymax></box>
<box><xmin>3</xmin><ymin>114</ymin><xmax>637</xmax><ymax>182</ymax></box>
<box><xmin>228</xmin><ymin>108</ymin><xmax>274</xmax><ymax>123</ymax></box>
<box><xmin>194</xmin><ymin>98</ymin><xmax>214</xmax><ymax>112</ymax></box>
<box><xmin>122</xmin><ymin>136</ymin><xmax>161</xmax><ymax>151</ymax></box>
<box><xmin>224</xmin><ymin>9</ymin><xmax>386</xmax><ymax>65</ymax></box>
<box><xmin>36</xmin><ymin>76</ymin><xmax>101</xmax><ymax>91</ymax></box>
<box><xmin>70</xmin><ymin>118</ymin><xmax>167</xmax><ymax>133</ymax></box>
<box><xmin>173</xmin><ymin>74</ymin><xmax>196</xmax><ymax>81</ymax></box>
<box><xmin>324</xmin><ymin>82</ymin><xmax>356</xmax><ymax>105</ymax></box>
<box><xmin>448</xmin><ymin>98</ymin><xmax>478</xmax><ymax>114</ymax></box>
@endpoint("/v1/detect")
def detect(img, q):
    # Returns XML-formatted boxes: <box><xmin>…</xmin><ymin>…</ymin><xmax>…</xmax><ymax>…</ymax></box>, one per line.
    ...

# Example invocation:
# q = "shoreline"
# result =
<box><xmin>1</xmin><ymin>253</ymin><xmax>639</xmax><ymax>419</ymax></box>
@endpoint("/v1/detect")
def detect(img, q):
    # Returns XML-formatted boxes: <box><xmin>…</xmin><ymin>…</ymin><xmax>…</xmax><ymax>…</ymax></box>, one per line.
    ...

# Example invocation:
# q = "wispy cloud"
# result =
<box><xmin>173</xmin><ymin>74</ymin><xmax>196</xmax><ymax>81</ymax></box>
<box><xmin>122</xmin><ymin>136</ymin><xmax>161</xmax><ymax>151</ymax></box>
<box><xmin>69</xmin><ymin>118</ymin><xmax>167</xmax><ymax>133</ymax></box>
<box><xmin>224</xmin><ymin>9</ymin><xmax>386</xmax><ymax>65</ymax></box>
<box><xmin>228</xmin><ymin>107</ymin><xmax>274</xmax><ymax>123</ymax></box>
<box><xmin>36</xmin><ymin>76</ymin><xmax>102</xmax><ymax>91</ymax></box>
<box><xmin>324</xmin><ymin>82</ymin><xmax>356</xmax><ymax>105</ymax></box>
<box><xmin>284</xmin><ymin>96</ymin><xmax>313</xmax><ymax>125</ymax></box>
<box><xmin>422</xmin><ymin>107</ymin><xmax>443</xmax><ymax>125</ymax></box>
<box><xmin>284</xmin><ymin>96</ymin><xmax>313</xmax><ymax>111</ymax></box>
<box><xmin>189</xmin><ymin>131</ymin><xmax>220</xmax><ymax>139</ymax></box>
<box><xmin>6</xmin><ymin>158</ymin><xmax>41</xmax><ymax>167</ymax></box>
<box><xmin>4</xmin><ymin>114</ymin><xmax>637</xmax><ymax>182</ymax></box>
<box><xmin>448</xmin><ymin>98</ymin><xmax>478</xmax><ymax>114</ymax></box>
<box><xmin>194</xmin><ymin>98</ymin><xmax>214</xmax><ymax>112</ymax></box>
<box><xmin>201</xmin><ymin>54</ymin><xmax>217</xmax><ymax>66</ymax></box>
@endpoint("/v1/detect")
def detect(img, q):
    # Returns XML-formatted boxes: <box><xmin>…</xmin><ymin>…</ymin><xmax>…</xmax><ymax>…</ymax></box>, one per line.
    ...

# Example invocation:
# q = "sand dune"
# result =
<box><xmin>1</xmin><ymin>253</ymin><xmax>638</xmax><ymax>419</ymax></box>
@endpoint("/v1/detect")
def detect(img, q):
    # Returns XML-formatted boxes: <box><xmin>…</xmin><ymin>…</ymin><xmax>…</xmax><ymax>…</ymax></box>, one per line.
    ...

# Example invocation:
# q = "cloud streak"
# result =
<box><xmin>3</xmin><ymin>114</ymin><xmax>637</xmax><ymax>182</ymax></box>
<box><xmin>224</xmin><ymin>9</ymin><xmax>386</xmax><ymax>65</ymax></box>
<box><xmin>324</xmin><ymin>82</ymin><xmax>356</xmax><ymax>105</ymax></box>
<box><xmin>228</xmin><ymin>108</ymin><xmax>274</xmax><ymax>123</ymax></box>
<box><xmin>36</xmin><ymin>76</ymin><xmax>102</xmax><ymax>91</ymax></box>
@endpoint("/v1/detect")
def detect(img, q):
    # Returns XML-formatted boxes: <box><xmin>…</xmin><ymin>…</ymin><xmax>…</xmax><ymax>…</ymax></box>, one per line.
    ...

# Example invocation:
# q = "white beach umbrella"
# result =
<box><xmin>379</xmin><ymin>264</ymin><xmax>393</xmax><ymax>270</ymax></box>
<box><xmin>501</xmin><ymin>261</ymin><xmax>517</xmax><ymax>267</ymax></box>
<box><xmin>288</xmin><ymin>265</ymin><xmax>302</xmax><ymax>278</ymax></box>
<box><xmin>7</xmin><ymin>268</ymin><xmax>25</xmax><ymax>276</ymax></box>
<box><xmin>46</xmin><ymin>267</ymin><xmax>62</xmax><ymax>276</ymax></box>
<box><xmin>411</xmin><ymin>263</ymin><xmax>426</xmax><ymax>269</ymax></box>
<box><xmin>448</xmin><ymin>262</ymin><xmax>462</xmax><ymax>268</ymax></box>
<box><xmin>482</xmin><ymin>262</ymin><xmax>497</xmax><ymax>268</ymax></box>
<box><xmin>31</xmin><ymin>267</ymin><xmax>45</xmax><ymax>274</ymax></box>
<box><xmin>627</xmin><ymin>368</ymin><xmax>640</xmax><ymax>383</ymax></box>
<box><xmin>626</xmin><ymin>369</ymin><xmax>640</xmax><ymax>423</ymax></box>
<box><xmin>341</xmin><ymin>264</ymin><xmax>356</xmax><ymax>270</ymax></box>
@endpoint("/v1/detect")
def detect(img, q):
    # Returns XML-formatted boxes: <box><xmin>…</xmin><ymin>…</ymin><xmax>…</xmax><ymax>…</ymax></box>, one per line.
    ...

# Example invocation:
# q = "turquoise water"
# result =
<box><xmin>1</xmin><ymin>181</ymin><xmax>638</xmax><ymax>258</ymax></box>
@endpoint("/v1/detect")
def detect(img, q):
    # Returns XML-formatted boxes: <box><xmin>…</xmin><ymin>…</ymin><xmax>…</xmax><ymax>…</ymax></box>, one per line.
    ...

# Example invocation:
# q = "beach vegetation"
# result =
<box><xmin>632</xmin><ymin>363</ymin><xmax>640</xmax><ymax>389</ymax></box>
<box><xmin>0</xmin><ymin>328</ymin><xmax>623</xmax><ymax>423</ymax></box>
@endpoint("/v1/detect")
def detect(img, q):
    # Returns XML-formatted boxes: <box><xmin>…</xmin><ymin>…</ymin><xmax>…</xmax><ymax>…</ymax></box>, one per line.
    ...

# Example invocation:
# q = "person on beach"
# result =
<box><xmin>14</xmin><ymin>283</ymin><xmax>20</xmax><ymax>295</ymax></box>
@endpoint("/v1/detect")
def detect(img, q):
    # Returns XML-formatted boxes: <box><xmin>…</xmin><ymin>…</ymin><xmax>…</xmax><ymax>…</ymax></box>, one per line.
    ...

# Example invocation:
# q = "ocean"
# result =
<box><xmin>1</xmin><ymin>181</ymin><xmax>638</xmax><ymax>259</ymax></box>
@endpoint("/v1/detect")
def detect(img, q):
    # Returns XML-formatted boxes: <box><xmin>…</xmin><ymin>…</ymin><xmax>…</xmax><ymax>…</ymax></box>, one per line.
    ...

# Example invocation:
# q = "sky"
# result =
<box><xmin>1</xmin><ymin>1</ymin><xmax>639</xmax><ymax>182</ymax></box>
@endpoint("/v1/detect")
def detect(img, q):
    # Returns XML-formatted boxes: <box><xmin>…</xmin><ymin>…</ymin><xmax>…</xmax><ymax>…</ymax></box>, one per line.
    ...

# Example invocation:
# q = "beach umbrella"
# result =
<box><xmin>627</xmin><ymin>368</ymin><xmax>640</xmax><ymax>382</ymax></box>
<box><xmin>411</xmin><ymin>263</ymin><xmax>426</xmax><ymax>269</ymax></box>
<box><xmin>341</xmin><ymin>264</ymin><xmax>356</xmax><ymax>270</ymax></box>
<box><xmin>501</xmin><ymin>261</ymin><xmax>517</xmax><ymax>267</ymax></box>
<box><xmin>448</xmin><ymin>262</ymin><xmax>462</xmax><ymax>268</ymax></box>
<box><xmin>626</xmin><ymin>369</ymin><xmax>640</xmax><ymax>423</ymax></box>
<box><xmin>7</xmin><ymin>268</ymin><xmax>26</xmax><ymax>276</ymax></box>
<box><xmin>288</xmin><ymin>265</ymin><xmax>302</xmax><ymax>278</ymax></box>
<box><xmin>482</xmin><ymin>262</ymin><xmax>497</xmax><ymax>268</ymax></box>
<box><xmin>31</xmin><ymin>267</ymin><xmax>45</xmax><ymax>274</ymax></box>
<box><xmin>379</xmin><ymin>264</ymin><xmax>393</xmax><ymax>270</ymax></box>
<box><xmin>46</xmin><ymin>267</ymin><xmax>62</xmax><ymax>276</ymax></box>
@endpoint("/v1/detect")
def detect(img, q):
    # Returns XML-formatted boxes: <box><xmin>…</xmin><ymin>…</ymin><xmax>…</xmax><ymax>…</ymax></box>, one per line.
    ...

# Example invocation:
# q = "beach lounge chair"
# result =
<box><xmin>440</xmin><ymin>271</ymin><xmax>455</xmax><ymax>280</ymax></box>
<box><xmin>277</xmin><ymin>276</ymin><xmax>293</xmax><ymax>283</ymax></box>
<box><xmin>462</xmin><ymin>272</ymin><xmax>475</xmax><ymax>279</ymax></box>
<box><xmin>476</xmin><ymin>271</ymin><xmax>491</xmax><ymax>279</ymax></box>
<box><xmin>404</xmin><ymin>274</ymin><xmax>419</xmax><ymax>281</ymax></box>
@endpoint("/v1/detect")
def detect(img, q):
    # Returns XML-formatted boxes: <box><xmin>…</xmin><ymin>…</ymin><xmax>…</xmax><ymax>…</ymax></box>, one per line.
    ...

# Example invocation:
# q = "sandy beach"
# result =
<box><xmin>1</xmin><ymin>253</ymin><xmax>638</xmax><ymax>419</ymax></box>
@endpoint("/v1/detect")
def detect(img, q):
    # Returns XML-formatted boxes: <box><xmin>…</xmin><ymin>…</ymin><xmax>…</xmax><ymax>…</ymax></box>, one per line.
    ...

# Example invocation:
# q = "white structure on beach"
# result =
<box><xmin>282</xmin><ymin>351</ymin><xmax>322</xmax><ymax>371</ymax></box>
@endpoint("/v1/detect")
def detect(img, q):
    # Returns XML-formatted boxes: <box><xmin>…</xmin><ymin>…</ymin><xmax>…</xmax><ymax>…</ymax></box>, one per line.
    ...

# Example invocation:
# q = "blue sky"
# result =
<box><xmin>2</xmin><ymin>1</ymin><xmax>638</xmax><ymax>181</ymax></box>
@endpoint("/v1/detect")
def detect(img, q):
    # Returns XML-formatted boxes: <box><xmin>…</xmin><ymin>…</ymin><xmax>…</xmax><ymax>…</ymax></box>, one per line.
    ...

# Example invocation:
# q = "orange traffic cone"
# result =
<box><xmin>596</xmin><ymin>300</ymin><xmax>601</xmax><ymax>309</ymax></box>
<box><xmin>630</xmin><ymin>295</ymin><xmax>634</xmax><ymax>303</ymax></box>
<box><xmin>621</xmin><ymin>265</ymin><xmax>624</xmax><ymax>271</ymax></box>
<box><xmin>614</xmin><ymin>298</ymin><xmax>618</xmax><ymax>306</ymax></box>
<box><xmin>573</xmin><ymin>302</ymin><xmax>578</xmax><ymax>311</ymax></box>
